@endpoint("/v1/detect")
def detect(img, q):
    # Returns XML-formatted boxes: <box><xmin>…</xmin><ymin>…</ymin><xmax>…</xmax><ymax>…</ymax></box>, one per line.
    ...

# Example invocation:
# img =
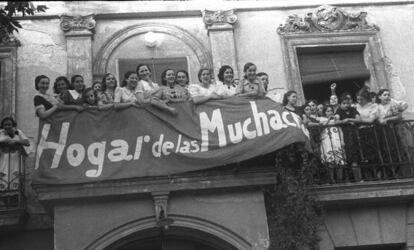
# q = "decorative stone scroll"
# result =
<box><xmin>60</xmin><ymin>14</ymin><xmax>96</xmax><ymax>33</ymax></box>
<box><xmin>203</xmin><ymin>10</ymin><xmax>238</xmax><ymax>27</ymax></box>
<box><xmin>277</xmin><ymin>5</ymin><xmax>379</xmax><ymax>34</ymax></box>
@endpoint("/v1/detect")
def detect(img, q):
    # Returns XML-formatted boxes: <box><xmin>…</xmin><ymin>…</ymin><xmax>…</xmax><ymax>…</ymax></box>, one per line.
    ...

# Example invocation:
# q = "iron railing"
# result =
<box><xmin>307</xmin><ymin>120</ymin><xmax>414</xmax><ymax>184</ymax></box>
<box><xmin>0</xmin><ymin>147</ymin><xmax>26</xmax><ymax>210</ymax></box>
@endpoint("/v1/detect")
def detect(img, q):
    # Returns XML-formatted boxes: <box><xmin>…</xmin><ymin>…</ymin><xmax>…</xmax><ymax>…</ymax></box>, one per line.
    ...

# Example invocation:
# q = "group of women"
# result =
<box><xmin>33</xmin><ymin>62</ymin><xmax>269</xmax><ymax>119</ymax></box>
<box><xmin>282</xmin><ymin>84</ymin><xmax>411</xmax><ymax>182</ymax></box>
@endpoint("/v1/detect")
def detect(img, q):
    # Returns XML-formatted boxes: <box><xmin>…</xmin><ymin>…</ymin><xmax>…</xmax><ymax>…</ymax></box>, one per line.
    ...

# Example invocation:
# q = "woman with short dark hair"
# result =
<box><xmin>60</xmin><ymin>75</ymin><xmax>85</xmax><ymax>106</ymax></box>
<box><xmin>215</xmin><ymin>65</ymin><xmax>238</xmax><ymax>98</ymax></box>
<box><xmin>176</xmin><ymin>70</ymin><xmax>189</xmax><ymax>87</ymax></box>
<box><xmin>236</xmin><ymin>62</ymin><xmax>265</xmax><ymax>98</ymax></box>
<box><xmin>33</xmin><ymin>75</ymin><xmax>61</xmax><ymax>119</ymax></box>
<box><xmin>0</xmin><ymin>116</ymin><xmax>30</xmax><ymax>190</ymax></box>
<box><xmin>188</xmin><ymin>68</ymin><xmax>221</xmax><ymax>104</ymax></box>
<box><xmin>159</xmin><ymin>69</ymin><xmax>190</xmax><ymax>103</ymax></box>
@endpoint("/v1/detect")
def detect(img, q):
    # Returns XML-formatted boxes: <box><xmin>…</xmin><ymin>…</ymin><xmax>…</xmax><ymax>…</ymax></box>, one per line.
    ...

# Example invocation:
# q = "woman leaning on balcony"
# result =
<box><xmin>114</xmin><ymin>71</ymin><xmax>140</xmax><ymax>110</ymax></box>
<box><xmin>136</xmin><ymin>64</ymin><xmax>177</xmax><ymax>115</ymax></box>
<box><xmin>0</xmin><ymin>117</ymin><xmax>29</xmax><ymax>191</ymax></box>
<box><xmin>33</xmin><ymin>75</ymin><xmax>62</xmax><ymax>119</ymax></box>
<box><xmin>159</xmin><ymin>69</ymin><xmax>190</xmax><ymax>103</ymax></box>
<box><xmin>96</xmin><ymin>73</ymin><xmax>118</xmax><ymax>110</ymax></box>
<box><xmin>376</xmin><ymin>89</ymin><xmax>413</xmax><ymax>167</ymax></box>
<box><xmin>60</xmin><ymin>75</ymin><xmax>86</xmax><ymax>108</ymax></box>
<box><xmin>215</xmin><ymin>65</ymin><xmax>238</xmax><ymax>98</ymax></box>
<box><xmin>236</xmin><ymin>62</ymin><xmax>266</xmax><ymax>98</ymax></box>
<box><xmin>188</xmin><ymin>68</ymin><xmax>222</xmax><ymax>104</ymax></box>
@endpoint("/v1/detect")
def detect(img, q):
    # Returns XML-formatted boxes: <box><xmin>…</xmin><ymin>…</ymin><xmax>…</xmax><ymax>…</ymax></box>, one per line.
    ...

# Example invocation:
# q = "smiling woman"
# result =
<box><xmin>33</xmin><ymin>75</ymin><xmax>61</xmax><ymax>119</ymax></box>
<box><xmin>236</xmin><ymin>62</ymin><xmax>266</xmax><ymax>98</ymax></box>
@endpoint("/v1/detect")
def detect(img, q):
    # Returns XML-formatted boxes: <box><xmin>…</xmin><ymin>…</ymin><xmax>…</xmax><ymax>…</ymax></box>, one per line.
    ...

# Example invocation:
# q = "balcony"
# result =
<box><xmin>31</xmin><ymin>111</ymin><xmax>414</xmax><ymax>210</ymax></box>
<box><xmin>0</xmin><ymin>149</ymin><xmax>28</xmax><ymax>231</ymax></box>
<box><xmin>306</xmin><ymin>120</ymin><xmax>414</xmax><ymax>207</ymax></box>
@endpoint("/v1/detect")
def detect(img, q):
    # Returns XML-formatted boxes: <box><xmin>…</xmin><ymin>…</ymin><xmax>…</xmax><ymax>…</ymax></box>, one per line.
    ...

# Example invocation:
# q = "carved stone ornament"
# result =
<box><xmin>60</xmin><ymin>14</ymin><xmax>96</xmax><ymax>33</ymax></box>
<box><xmin>203</xmin><ymin>9</ymin><xmax>238</xmax><ymax>26</ymax></box>
<box><xmin>0</xmin><ymin>29</ymin><xmax>21</xmax><ymax>46</ymax></box>
<box><xmin>277</xmin><ymin>5</ymin><xmax>379</xmax><ymax>34</ymax></box>
<box><xmin>152</xmin><ymin>192</ymin><xmax>173</xmax><ymax>230</ymax></box>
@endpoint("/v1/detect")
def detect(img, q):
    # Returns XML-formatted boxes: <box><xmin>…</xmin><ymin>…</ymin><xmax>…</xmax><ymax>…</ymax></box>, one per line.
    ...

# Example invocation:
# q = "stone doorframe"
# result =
<box><xmin>93</xmin><ymin>22</ymin><xmax>213</xmax><ymax>80</ymax></box>
<box><xmin>277</xmin><ymin>5</ymin><xmax>388</xmax><ymax>105</ymax></box>
<box><xmin>85</xmin><ymin>214</ymin><xmax>251</xmax><ymax>250</ymax></box>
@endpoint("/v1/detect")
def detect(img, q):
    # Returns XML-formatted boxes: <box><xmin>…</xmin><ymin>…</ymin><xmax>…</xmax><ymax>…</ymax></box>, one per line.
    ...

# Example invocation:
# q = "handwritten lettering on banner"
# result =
<box><xmin>33</xmin><ymin>98</ymin><xmax>309</xmax><ymax>184</ymax></box>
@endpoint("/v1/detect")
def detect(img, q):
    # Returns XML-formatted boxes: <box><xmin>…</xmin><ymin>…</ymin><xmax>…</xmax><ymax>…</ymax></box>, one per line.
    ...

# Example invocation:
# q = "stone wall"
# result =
<box><xmin>53</xmin><ymin>190</ymin><xmax>268</xmax><ymax>250</ymax></box>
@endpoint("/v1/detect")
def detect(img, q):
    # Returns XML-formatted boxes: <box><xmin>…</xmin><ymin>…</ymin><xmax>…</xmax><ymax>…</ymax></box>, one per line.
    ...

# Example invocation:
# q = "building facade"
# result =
<box><xmin>1</xmin><ymin>1</ymin><xmax>414</xmax><ymax>249</ymax></box>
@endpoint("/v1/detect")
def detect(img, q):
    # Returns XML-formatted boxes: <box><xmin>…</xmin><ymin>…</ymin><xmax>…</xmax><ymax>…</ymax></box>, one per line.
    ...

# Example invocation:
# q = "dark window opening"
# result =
<box><xmin>297</xmin><ymin>45</ymin><xmax>370</xmax><ymax>104</ymax></box>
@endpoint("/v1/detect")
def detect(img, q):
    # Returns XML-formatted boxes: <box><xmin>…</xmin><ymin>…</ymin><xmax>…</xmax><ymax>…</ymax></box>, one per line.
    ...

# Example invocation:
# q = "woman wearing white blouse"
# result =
<box><xmin>188</xmin><ymin>68</ymin><xmax>221</xmax><ymax>104</ymax></box>
<box><xmin>215</xmin><ymin>65</ymin><xmax>238</xmax><ymax>98</ymax></box>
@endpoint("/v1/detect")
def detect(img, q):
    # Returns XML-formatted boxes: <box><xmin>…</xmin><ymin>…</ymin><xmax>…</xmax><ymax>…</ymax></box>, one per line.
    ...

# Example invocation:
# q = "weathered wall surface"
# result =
<box><xmin>319</xmin><ymin>204</ymin><xmax>410</xmax><ymax>249</ymax></box>
<box><xmin>53</xmin><ymin>190</ymin><xmax>268</xmax><ymax>250</ymax></box>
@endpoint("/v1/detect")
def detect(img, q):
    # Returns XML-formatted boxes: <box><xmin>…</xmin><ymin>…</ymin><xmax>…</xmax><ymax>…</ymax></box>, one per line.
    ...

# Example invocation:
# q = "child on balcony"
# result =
<box><xmin>335</xmin><ymin>96</ymin><xmax>361</xmax><ymax>181</ymax></box>
<box><xmin>319</xmin><ymin>105</ymin><xmax>346</xmax><ymax>182</ymax></box>
<box><xmin>82</xmin><ymin>88</ymin><xmax>98</xmax><ymax>109</ymax></box>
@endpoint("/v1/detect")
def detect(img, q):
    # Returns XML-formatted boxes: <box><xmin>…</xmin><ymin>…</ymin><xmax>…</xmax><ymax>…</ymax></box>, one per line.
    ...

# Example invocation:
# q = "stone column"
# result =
<box><xmin>60</xmin><ymin>14</ymin><xmax>96</xmax><ymax>85</ymax></box>
<box><xmin>203</xmin><ymin>10</ymin><xmax>239</xmax><ymax>78</ymax></box>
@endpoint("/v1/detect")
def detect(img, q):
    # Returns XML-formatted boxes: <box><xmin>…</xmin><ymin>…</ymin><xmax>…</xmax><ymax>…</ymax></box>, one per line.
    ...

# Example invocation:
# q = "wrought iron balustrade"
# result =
<box><xmin>306</xmin><ymin>120</ymin><xmax>414</xmax><ymax>184</ymax></box>
<box><xmin>0</xmin><ymin>147</ymin><xmax>26</xmax><ymax>211</ymax></box>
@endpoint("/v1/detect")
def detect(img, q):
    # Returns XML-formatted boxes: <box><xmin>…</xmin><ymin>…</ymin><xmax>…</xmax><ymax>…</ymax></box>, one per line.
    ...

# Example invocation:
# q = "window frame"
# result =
<box><xmin>280</xmin><ymin>30</ymin><xmax>388</xmax><ymax>105</ymax></box>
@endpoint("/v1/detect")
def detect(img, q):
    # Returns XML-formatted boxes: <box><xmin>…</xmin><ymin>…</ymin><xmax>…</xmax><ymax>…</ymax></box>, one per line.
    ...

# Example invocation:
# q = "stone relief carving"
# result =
<box><xmin>0</xmin><ymin>29</ymin><xmax>20</xmax><ymax>46</ymax></box>
<box><xmin>203</xmin><ymin>10</ymin><xmax>238</xmax><ymax>26</ymax></box>
<box><xmin>152</xmin><ymin>192</ymin><xmax>173</xmax><ymax>230</ymax></box>
<box><xmin>277</xmin><ymin>5</ymin><xmax>379</xmax><ymax>34</ymax></box>
<box><xmin>60</xmin><ymin>14</ymin><xmax>96</xmax><ymax>33</ymax></box>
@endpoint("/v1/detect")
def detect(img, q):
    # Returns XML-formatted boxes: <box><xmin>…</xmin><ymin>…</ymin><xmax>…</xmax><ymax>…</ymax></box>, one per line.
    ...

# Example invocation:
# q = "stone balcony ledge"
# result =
<box><xmin>313</xmin><ymin>178</ymin><xmax>414</xmax><ymax>207</ymax></box>
<box><xmin>32</xmin><ymin>165</ymin><xmax>414</xmax><ymax>211</ymax></box>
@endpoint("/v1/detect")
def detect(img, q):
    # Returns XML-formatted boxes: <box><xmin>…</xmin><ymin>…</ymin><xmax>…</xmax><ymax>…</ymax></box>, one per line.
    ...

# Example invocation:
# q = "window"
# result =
<box><xmin>297</xmin><ymin>45</ymin><xmax>370</xmax><ymax>103</ymax></box>
<box><xmin>118</xmin><ymin>57</ymin><xmax>188</xmax><ymax>85</ymax></box>
<box><xmin>277</xmin><ymin>5</ymin><xmax>388</xmax><ymax>105</ymax></box>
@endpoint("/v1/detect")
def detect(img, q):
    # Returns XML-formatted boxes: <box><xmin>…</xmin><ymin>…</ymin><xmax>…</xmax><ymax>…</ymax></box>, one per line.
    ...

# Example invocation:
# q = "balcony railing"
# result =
<box><xmin>0</xmin><ymin>148</ymin><xmax>26</xmax><ymax>211</ymax></box>
<box><xmin>307</xmin><ymin>119</ymin><xmax>414</xmax><ymax>184</ymax></box>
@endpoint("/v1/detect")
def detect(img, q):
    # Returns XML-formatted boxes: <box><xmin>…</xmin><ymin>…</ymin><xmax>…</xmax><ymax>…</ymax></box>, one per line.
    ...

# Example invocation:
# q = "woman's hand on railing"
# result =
<box><xmin>75</xmin><ymin>106</ymin><xmax>85</xmax><ymax>112</ymax></box>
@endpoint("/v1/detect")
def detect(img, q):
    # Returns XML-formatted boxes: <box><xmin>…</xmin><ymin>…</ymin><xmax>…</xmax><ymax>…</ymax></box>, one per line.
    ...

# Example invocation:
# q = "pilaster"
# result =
<box><xmin>203</xmin><ymin>10</ymin><xmax>239</xmax><ymax>78</ymax></box>
<box><xmin>60</xmin><ymin>14</ymin><xmax>95</xmax><ymax>85</ymax></box>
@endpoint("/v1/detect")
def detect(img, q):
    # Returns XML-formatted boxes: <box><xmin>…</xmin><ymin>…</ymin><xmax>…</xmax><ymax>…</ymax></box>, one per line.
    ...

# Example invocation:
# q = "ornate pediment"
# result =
<box><xmin>277</xmin><ymin>5</ymin><xmax>379</xmax><ymax>34</ymax></box>
<box><xmin>0</xmin><ymin>29</ymin><xmax>21</xmax><ymax>46</ymax></box>
<box><xmin>203</xmin><ymin>9</ymin><xmax>238</xmax><ymax>27</ymax></box>
<box><xmin>60</xmin><ymin>14</ymin><xmax>96</xmax><ymax>33</ymax></box>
